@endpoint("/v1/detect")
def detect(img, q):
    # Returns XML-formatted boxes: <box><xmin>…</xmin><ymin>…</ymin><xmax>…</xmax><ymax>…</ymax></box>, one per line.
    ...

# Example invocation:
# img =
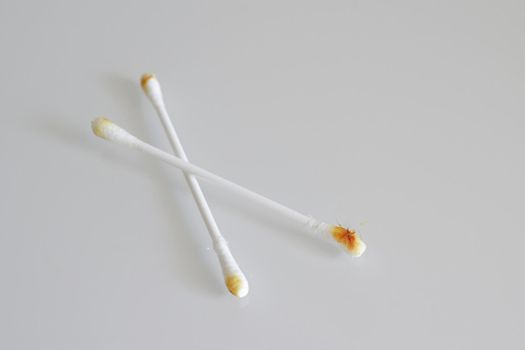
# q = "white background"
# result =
<box><xmin>1</xmin><ymin>1</ymin><xmax>524</xmax><ymax>349</ymax></box>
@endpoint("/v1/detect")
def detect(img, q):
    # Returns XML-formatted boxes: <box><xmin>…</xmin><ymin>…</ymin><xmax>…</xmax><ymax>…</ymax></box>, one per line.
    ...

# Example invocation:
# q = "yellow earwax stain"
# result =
<box><xmin>225</xmin><ymin>275</ymin><xmax>243</xmax><ymax>297</ymax></box>
<box><xmin>140</xmin><ymin>73</ymin><xmax>155</xmax><ymax>90</ymax></box>
<box><xmin>92</xmin><ymin>117</ymin><xmax>111</xmax><ymax>138</ymax></box>
<box><xmin>331</xmin><ymin>226</ymin><xmax>362</xmax><ymax>255</ymax></box>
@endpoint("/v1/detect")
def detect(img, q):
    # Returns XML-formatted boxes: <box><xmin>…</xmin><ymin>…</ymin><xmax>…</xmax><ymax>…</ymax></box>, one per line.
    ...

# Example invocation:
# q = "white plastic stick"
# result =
<box><xmin>92</xmin><ymin>118</ymin><xmax>367</xmax><ymax>257</ymax></box>
<box><xmin>140</xmin><ymin>74</ymin><xmax>248</xmax><ymax>298</ymax></box>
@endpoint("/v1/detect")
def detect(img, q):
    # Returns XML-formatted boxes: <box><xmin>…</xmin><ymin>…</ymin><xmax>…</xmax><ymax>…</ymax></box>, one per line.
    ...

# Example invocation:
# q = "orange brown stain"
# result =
<box><xmin>331</xmin><ymin>226</ymin><xmax>360</xmax><ymax>253</ymax></box>
<box><xmin>140</xmin><ymin>73</ymin><xmax>155</xmax><ymax>89</ymax></box>
<box><xmin>225</xmin><ymin>275</ymin><xmax>243</xmax><ymax>296</ymax></box>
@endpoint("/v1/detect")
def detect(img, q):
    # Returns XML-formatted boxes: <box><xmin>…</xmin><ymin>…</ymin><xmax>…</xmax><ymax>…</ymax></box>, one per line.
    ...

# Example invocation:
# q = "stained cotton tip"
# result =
<box><xmin>91</xmin><ymin>117</ymin><xmax>114</xmax><ymax>139</ymax></box>
<box><xmin>140</xmin><ymin>73</ymin><xmax>156</xmax><ymax>90</ymax></box>
<box><xmin>140</xmin><ymin>73</ymin><xmax>163</xmax><ymax>105</ymax></box>
<box><xmin>225</xmin><ymin>274</ymin><xmax>249</xmax><ymax>298</ymax></box>
<box><xmin>331</xmin><ymin>226</ymin><xmax>367</xmax><ymax>257</ymax></box>
<box><xmin>91</xmin><ymin>117</ymin><xmax>139</xmax><ymax>147</ymax></box>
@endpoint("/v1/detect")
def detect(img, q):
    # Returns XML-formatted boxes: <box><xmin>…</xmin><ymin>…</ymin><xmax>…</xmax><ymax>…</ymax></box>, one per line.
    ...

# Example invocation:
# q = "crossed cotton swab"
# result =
<box><xmin>91</xmin><ymin>118</ymin><xmax>367</xmax><ymax>257</ymax></box>
<box><xmin>140</xmin><ymin>74</ymin><xmax>248</xmax><ymax>298</ymax></box>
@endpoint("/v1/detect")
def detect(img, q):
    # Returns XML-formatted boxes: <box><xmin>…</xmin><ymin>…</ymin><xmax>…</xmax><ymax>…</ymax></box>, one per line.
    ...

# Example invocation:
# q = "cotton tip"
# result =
<box><xmin>140</xmin><ymin>73</ymin><xmax>155</xmax><ymax>89</ymax></box>
<box><xmin>331</xmin><ymin>226</ymin><xmax>367</xmax><ymax>257</ymax></box>
<box><xmin>214</xmin><ymin>240</ymin><xmax>250</xmax><ymax>298</ymax></box>
<box><xmin>91</xmin><ymin>117</ymin><xmax>139</xmax><ymax>147</ymax></box>
<box><xmin>225</xmin><ymin>274</ymin><xmax>249</xmax><ymax>298</ymax></box>
<box><xmin>140</xmin><ymin>73</ymin><xmax>164</xmax><ymax>105</ymax></box>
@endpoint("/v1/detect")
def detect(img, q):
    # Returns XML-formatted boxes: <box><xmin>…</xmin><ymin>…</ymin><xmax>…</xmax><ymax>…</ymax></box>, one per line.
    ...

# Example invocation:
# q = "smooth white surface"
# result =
<box><xmin>1</xmin><ymin>1</ymin><xmax>524</xmax><ymax>349</ymax></box>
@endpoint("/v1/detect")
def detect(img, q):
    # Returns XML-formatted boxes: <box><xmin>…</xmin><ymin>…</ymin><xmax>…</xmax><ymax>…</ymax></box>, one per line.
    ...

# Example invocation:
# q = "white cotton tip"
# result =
<box><xmin>140</xmin><ymin>73</ymin><xmax>164</xmax><ymax>106</ymax></box>
<box><xmin>91</xmin><ymin>117</ymin><xmax>139</xmax><ymax>147</ymax></box>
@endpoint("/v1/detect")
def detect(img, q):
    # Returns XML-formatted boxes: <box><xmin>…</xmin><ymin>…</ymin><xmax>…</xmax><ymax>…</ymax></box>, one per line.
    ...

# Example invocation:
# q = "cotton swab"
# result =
<box><xmin>140</xmin><ymin>74</ymin><xmax>248</xmax><ymax>298</ymax></box>
<box><xmin>91</xmin><ymin>118</ymin><xmax>367</xmax><ymax>257</ymax></box>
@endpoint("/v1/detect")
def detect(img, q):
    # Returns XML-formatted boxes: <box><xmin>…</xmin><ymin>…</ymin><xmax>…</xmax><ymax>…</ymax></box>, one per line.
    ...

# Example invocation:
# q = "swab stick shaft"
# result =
<box><xmin>141</xmin><ymin>74</ymin><xmax>248</xmax><ymax>298</ymax></box>
<box><xmin>92</xmin><ymin>118</ymin><xmax>366</xmax><ymax>257</ymax></box>
<box><xmin>141</xmin><ymin>134</ymin><xmax>307</xmax><ymax>224</ymax></box>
